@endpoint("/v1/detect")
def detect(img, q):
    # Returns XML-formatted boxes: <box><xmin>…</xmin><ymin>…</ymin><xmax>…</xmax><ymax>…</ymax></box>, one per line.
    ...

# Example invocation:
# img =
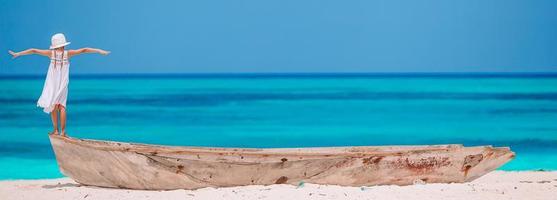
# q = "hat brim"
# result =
<box><xmin>50</xmin><ymin>42</ymin><xmax>71</xmax><ymax>49</ymax></box>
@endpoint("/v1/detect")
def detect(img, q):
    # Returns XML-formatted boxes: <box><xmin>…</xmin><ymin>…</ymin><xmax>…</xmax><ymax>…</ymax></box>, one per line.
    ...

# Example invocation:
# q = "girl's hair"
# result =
<box><xmin>52</xmin><ymin>48</ymin><xmax>65</xmax><ymax>69</ymax></box>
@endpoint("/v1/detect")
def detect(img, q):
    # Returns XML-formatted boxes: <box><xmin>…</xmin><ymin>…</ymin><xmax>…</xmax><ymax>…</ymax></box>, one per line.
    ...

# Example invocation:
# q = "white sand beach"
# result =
<box><xmin>0</xmin><ymin>171</ymin><xmax>555</xmax><ymax>200</ymax></box>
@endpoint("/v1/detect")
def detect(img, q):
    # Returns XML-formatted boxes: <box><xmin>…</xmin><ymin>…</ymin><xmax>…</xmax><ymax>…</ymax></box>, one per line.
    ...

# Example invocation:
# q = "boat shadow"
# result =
<box><xmin>42</xmin><ymin>182</ymin><xmax>81</xmax><ymax>189</ymax></box>
<box><xmin>41</xmin><ymin>183</ymin><xmax>139</xmax><ymax>191</ymax></box>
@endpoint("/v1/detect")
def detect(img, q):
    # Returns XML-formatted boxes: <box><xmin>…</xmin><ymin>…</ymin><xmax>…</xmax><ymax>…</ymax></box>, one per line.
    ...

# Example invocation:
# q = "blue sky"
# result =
<box><xmin>1</xmin><ymin>0</ymin><xmax>557</xmax><ymax>74</ymax></box>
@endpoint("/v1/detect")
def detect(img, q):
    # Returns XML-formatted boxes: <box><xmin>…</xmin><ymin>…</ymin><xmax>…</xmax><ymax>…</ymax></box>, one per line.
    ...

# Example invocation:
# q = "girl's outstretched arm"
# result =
<box><xmin>8</xmin><ymin>49</ymin><xmax>51</xmax><ymax>59</ymax></box>
<box><xmin>69</xmin><ymin>48</ymin><xmax>110</xmax><ymax>57</ymax></box>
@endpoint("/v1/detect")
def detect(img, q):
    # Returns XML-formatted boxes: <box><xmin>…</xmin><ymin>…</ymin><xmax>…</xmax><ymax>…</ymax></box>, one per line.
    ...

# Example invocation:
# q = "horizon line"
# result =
<box><xmin>2</xmin><ymin>72</ymin><xmax>557</xmax><ymax>79</ymax></box>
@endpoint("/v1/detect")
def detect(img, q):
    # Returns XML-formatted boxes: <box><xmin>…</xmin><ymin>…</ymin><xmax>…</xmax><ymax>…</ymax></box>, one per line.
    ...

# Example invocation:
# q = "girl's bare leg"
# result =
<box><xmin>59</xmin><ymin>105</ymin><xmax>67</xmax><ymax>137</ymax></box>
<box><xmin>50</xmin><ymin>106</ymin><xmax>59</xmax><ymax>135</ymax></box>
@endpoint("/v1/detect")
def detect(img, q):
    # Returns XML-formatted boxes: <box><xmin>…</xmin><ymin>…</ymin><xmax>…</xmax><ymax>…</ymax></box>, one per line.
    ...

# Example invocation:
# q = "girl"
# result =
<box><xmin>9</xmin><ymin>33</ymin><xmax>110</xmax><ymax>137</ymax></box>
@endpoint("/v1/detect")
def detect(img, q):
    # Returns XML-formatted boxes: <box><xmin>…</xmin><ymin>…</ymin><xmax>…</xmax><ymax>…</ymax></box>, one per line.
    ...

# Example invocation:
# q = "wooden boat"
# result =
<box><xmin>48</xmin><ymin>134</ymin><xmax>514</xmax><ymax>190</ymax></box>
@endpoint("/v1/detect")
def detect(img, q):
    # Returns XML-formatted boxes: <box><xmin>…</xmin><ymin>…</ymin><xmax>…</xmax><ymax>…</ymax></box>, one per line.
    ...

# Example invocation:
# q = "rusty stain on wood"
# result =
<box><xmin>176</xmin><ymin>165</ymin><xmax>184</xmax><ymax>174</ymax></box>
<box><xmin>275</xmin><ymin>176</ymin><xmax>288</xmax><ymax>184</ymax></box>
<box><xmin>462</xmin><ymin>154</ymin><xmax>484</xmax><ymax>177</ymax></box>
<box><xmin>363</xmin><ymin>156</ymin><xmax>384</xmax><ymax>165</ymax></box>
<box><xmin>463</xmin><ymin>165</ymin><xmax>472</xmax><ymax>177</ymax></box>
<box><xmin>462</xmin><ymin>154</ymin><xmax>483</xmax><ymax>170</ymax></box>
<box><xmin>395</xmin><ymin>157</ymin><xmax>451</xmax><ymax>173</ymax></box>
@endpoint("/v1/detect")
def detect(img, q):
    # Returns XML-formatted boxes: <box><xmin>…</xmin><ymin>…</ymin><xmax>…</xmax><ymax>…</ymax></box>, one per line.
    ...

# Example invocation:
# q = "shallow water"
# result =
<box><xmin>1</xmin><ymin>74</ymin><xmax>556</xmax><ymax>179</ymax></box>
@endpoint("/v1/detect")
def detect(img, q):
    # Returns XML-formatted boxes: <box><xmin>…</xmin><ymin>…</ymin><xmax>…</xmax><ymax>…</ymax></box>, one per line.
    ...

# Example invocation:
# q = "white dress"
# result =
<box><xmin>37</xmin><ymin>50</ymin><xmax>70</xmax><ymax>113</ymax></box>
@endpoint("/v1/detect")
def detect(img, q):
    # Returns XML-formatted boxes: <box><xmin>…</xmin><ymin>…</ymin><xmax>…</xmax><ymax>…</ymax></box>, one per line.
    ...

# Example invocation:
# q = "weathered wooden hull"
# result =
<box><xmin>48</xmin><ymin>134</ymin><xmax>514</xmax><ymax>190</ymax></box>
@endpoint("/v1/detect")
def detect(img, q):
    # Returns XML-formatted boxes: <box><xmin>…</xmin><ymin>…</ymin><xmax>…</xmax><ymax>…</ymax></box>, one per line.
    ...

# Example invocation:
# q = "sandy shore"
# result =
<box><xmin>1</xmin><ymin>171</ymin><xmax>556</xmax><ymax>200</ymax></box>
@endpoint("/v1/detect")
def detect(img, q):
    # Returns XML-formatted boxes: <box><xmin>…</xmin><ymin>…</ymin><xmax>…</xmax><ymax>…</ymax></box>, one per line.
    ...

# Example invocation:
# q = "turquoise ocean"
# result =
<box><xmin>1</xmin><ymin>73</ymin><xmax>556</xmax><ymax>179</ymax></box>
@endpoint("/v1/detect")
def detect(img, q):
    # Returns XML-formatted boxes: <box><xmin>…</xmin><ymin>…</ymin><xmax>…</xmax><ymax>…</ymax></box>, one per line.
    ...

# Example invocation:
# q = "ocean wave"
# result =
<box><xmin>2</xmin><ymin>92</ymin><xmax>557</xmax><ymax>107</ymax></box>
<box><xmin>0</xmin><ymin>141</ymin><xmax>55</xmax><ymax>159</ymax></box>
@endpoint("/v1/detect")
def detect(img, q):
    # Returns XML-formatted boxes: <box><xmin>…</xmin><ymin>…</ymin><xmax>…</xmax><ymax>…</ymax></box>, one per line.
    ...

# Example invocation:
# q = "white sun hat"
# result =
<box><xmin>49</xmin><ymin>33</ymin><xmax>71</xmax><ymax>49</ymax></box>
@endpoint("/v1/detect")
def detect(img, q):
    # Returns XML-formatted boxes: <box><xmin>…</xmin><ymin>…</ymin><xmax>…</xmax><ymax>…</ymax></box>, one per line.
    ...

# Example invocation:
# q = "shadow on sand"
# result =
<box><xmin>42</xmin><ymin>183</ymin><xmax>81</xmax><ymax>189</ymax></box>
